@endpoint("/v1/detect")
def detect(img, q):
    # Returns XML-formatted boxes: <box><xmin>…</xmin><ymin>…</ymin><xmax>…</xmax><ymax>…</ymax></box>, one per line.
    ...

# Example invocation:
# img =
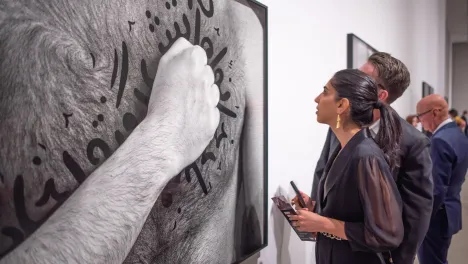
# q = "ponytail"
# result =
<box><xmin>329</xmin><ymin>69</ymin><xmax>403</xmax><ymax>165</ymax></box>
<box><xmin>375</xmin><ymin>101</ymin><xmax>402</xmax><ymax>170</ymax></box>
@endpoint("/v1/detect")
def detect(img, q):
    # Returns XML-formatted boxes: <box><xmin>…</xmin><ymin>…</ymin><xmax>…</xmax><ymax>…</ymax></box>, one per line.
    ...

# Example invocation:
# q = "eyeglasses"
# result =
<box><xmin>416</xmin><ymin>108</ymin><xmax>444</xmax><ymax>121</ymax></box>
<box><xmin>416</xmin><ymin>109</ymin><xmax>433</xmax><ymax>120</ymax></box>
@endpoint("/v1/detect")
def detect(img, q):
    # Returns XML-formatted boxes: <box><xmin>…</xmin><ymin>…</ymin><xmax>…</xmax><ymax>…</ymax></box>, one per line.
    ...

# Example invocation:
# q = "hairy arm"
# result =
<box><xmin>0</xmin><ymin>37</ymin><xmax>218</xmax><ymax>264</ymax></box>
<box><xmin>0</xmin><ymin>120</ymin><xmax>177</xmax><ymax>264</ymax></box>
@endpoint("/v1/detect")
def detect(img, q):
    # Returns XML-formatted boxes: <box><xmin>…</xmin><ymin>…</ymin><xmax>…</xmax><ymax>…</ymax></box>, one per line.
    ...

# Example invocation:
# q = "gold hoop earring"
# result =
<box><xmin>336</xmin><ymin>114</ymin><xmax>341</xmax><ymax>129</ymax></box>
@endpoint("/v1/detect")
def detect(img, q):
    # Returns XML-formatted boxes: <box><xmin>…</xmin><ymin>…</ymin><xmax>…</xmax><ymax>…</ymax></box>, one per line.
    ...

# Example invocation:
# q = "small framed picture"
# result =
<box><xmin>347</xmin><ymin>33</ymin><xmax>378</xmax><ymax>69</ymax></box>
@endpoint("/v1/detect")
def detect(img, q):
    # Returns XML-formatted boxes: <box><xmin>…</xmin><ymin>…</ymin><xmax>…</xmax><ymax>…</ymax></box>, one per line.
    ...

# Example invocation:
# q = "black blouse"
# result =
<box><xmin>315</xmin><ymin>128</ymin><xmax>404</xmax><ymax>264</ymax></box>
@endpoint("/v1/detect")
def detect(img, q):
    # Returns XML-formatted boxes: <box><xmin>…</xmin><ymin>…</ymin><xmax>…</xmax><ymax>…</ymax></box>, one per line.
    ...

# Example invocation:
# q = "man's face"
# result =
<box><xmin>411</xmin><ymin>116</ymin><xmax>419</xmax><ymax>128</ymax></box>
<box><xmin>416</xmin><ymin>103</ymin><xmax>438</xmax><ymax>132</ymax></box>
<box><xmin>359</xmin><ymin>62</ymin><xmax>389</xmax><ymax>103</ymax></box>
<box><xmin>359</xmin><ymin>62</ymin><xmax>378</xmax><ymax>79</ymax></box>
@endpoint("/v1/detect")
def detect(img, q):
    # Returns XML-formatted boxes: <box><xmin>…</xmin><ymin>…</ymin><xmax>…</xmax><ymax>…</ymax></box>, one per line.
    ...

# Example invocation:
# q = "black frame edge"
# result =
<box><xmin>346</xmin><ymin>33</ymin><xmax>379</xmax><ymax>69</ymax></box>
<box><xmin>231</xmin><ymin>0</ymin><xmax>268</xmax><ymax>263</ymax></box>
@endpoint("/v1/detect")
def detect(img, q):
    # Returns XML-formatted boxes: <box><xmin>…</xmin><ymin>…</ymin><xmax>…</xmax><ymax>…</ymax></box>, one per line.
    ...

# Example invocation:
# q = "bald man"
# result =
<box><xmin>416</xmin><ymin>94</ymin><xmax>468</xmax><ymax>264</ymax></box>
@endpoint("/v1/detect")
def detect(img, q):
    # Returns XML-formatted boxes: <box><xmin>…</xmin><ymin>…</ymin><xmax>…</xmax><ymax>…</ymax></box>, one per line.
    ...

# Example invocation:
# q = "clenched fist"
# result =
<box><xmin>146</xmin><ymin>37</ymin><xmax>220</xmax><ymax>173</ymax></box>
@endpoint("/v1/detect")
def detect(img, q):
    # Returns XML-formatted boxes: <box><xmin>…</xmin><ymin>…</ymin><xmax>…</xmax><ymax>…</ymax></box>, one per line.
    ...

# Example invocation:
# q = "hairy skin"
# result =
<box><xmin>0</xmin><ymin>0</ymin><xmax>264</xmax><ymax>263</ymax></box>
<box><xmin>0</xmin><ymin>120</ymin><xmax>181</xmax><ymax>264</ymax></box>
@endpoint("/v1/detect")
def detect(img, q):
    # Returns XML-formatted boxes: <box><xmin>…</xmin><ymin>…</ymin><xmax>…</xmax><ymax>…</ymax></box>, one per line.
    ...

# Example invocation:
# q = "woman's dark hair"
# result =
<box><xmin>331</xmin><ymin>69</ymin><xmax>402</xmax><ymax>170</ymax></box>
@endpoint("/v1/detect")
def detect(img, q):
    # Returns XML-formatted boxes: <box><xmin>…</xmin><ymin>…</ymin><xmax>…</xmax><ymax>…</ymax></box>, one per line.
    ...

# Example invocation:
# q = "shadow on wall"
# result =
<box><xmin>241</xmin><ymin>186</ymin><xmax>293</xmax><ymax>264</ymax></box>
<box><xmin>273</xmin><ymin>186</ymin><xmax>292</xmax><ymax>264</ymax></box>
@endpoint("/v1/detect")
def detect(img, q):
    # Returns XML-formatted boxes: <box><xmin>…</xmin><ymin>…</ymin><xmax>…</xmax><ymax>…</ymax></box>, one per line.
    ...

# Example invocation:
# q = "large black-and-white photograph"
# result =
<box><xmin>347</xmin><ymin>33</ymin><xmax>378</xmax><ymax>69</ymax></box>
<box><xmin>0</xmin><ymin>0</ymin><xmax>267</xmax><ymax>263</ymax></box>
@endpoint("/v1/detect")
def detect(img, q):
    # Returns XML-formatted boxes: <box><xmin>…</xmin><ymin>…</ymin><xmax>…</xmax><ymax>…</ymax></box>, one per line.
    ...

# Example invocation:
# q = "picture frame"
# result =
<box><xmin>422</xmin><ymin>81</ymin><xmax>434</xmax><ymax>98</ymax></box>
<box><xmin>347</xmin><ymin>33</ymin><xmax>378</xmax><ymax>69</ymax></box>
<box><xmin>231</xmin><ymin>1</ymin><xmax>269</xmax><ymax>263</ymax></box>
<box><xmin>0</xmin><ymin>1</ymin><xmax>269</xmax><ymax>263</ymax></box>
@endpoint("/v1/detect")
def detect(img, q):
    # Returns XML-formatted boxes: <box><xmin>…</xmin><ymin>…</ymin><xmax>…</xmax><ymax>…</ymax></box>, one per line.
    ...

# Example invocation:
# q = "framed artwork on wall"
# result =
<box><xmin>347</xmin><ymin>33</ymin><xmax>378</xmax><ymax>69</ymax></box>
<box><xmin>230</xmin><ymin>1</ymin><xmax>269</xmax><ymax>263</ymax></box>
<box><xmin>0</xmin><ymin>0</ymin><xmax>268</xmax><ymax>264</ymax></box>
<box><xmin>422</xmin><ymin>81</ymin><xmax>434</xmax><ymax>98</ymax></box>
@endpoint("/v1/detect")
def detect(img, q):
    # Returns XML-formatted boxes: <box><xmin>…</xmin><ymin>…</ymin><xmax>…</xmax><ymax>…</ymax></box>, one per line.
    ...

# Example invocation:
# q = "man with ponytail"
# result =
<box><xmin>307</xmin><ymin>52</ymin><xmax>433</xmax><ymax>264</ymax></box>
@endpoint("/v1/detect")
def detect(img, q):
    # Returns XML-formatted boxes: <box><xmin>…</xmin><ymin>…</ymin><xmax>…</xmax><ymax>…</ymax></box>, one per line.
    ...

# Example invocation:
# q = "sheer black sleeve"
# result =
<box><xmin>345</xmin><ymin>155</ymin><xmax>404</xmax><ymax>252</ymax></box>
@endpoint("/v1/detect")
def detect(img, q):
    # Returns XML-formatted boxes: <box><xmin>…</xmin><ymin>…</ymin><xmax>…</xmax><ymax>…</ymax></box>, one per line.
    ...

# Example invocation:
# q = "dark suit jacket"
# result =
<box><xmin>430</xmin><ymin>121</ymin><xmax>468</xmax><ymax>236</ymax></box>
<box><xmin>312</xmin><ymin>117</ymin><xmax>433</xmax><ymax>264</ymax></box>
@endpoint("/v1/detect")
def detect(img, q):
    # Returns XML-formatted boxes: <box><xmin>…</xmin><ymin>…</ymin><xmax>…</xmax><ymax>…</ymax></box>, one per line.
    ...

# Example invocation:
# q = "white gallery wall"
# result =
<box><xmin>446</xmin><ymin>0</ymin><xmax>468</xmax><ymax>109</ymax></box>
<box><xmin>242</xmin><ymin>0</ymin><xmax>446</xmax><ymax>264</ymax></box>
<box><xmin>452</xmin><ymin>43</ymin><xmax>468</xmax><ymax>113</ymax></box>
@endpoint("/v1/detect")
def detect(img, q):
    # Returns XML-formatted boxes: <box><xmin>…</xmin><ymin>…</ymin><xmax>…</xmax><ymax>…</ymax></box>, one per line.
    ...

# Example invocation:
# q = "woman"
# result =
<box><xmin>289</xmin><ymin>69</ymin><xmax>404</xmax><ymax>264</ymax></box>
<box><xmin>406</xmin><ymin>114</ymin><xmax>418</xmax><ymax>128</ymax></box>
<box><xmin>455</xmin><ymin>116</ymin><xmax>467</xmax><ymax>132</ymax></box>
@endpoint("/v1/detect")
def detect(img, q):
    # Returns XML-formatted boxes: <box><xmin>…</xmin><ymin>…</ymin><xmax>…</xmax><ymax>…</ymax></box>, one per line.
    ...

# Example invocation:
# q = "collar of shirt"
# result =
<box><xmin>368</xmin><ymin>119</ymin><xmax>380</xmax><ymax>138</ymax></box>
<box><xmin>433</xmin><ymin>118</ymin><xmax>453</xmax><ymax>134</ymax></box>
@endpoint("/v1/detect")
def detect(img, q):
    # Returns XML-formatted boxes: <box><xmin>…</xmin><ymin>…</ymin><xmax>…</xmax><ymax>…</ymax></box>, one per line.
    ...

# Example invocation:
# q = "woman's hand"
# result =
<box><xmin>291</xmin><ymin>191</ymin><xmax>316</xmax><ymax>211</ymax></box>
<box><xmin>288</xmin><ymin>208</ymin><xmax>327</xmax><ymax>233</ymax></box>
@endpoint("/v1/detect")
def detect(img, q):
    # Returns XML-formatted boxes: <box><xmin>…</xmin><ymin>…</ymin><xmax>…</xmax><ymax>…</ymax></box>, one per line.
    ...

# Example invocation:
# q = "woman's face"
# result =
<box><xmin>314</xmin><ymin>80</ymin><xmax>339</xmax><ymax>125</ymax></box>
<box><xmin>412</xmin><ymin>117</ymin><xmax>418</xmax><ymax>127</ymax></box>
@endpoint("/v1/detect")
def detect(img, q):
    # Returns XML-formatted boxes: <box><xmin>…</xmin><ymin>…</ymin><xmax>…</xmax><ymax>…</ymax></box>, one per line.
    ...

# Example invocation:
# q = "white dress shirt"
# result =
<box><xmin>368</xmin><ymin>119</ymin><xmax>380</xmax><ymax>138</ymax></box>
<box><xmin>433</xmin><ymin>118</ymin><xmax>453</xmax><ymax>134</ymax></box>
